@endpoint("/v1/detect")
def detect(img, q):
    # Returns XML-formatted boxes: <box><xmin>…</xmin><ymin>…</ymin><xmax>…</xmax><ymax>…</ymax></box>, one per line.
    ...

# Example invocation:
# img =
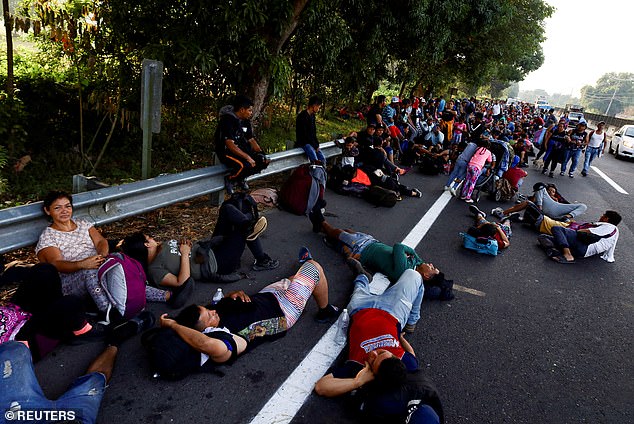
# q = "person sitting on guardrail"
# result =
<box><xmin>121</xmin><ymin>196</ymin><xmax>279</xmax><ymax>291</ymax></box>
<box><xmin>214</xmin><ymin>95</ymin><xmax>270</xmax><ymax>195</ymax></box>
<box><xmin>158</xmin><ymin>256</ymin><xmax>339</xmax><ymax>365</ymax></box>
<box><xmin>296</xmin><ymin>95</ymin><xmax>326</xmax><ymax>165</ymax></box>
<box><xmin>36</xmin><ymin>191</ymin><xmax>112</xmax><ymax>315</ymax></box>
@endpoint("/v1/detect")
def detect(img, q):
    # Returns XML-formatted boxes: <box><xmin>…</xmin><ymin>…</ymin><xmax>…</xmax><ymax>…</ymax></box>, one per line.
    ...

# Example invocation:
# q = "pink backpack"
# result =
<box><xmin>0</xmin><ymin>304</ymin><xmax>32</xmax><ymax>344</ymax></box>
<box><xmin>98</xmin><ymin>253</ymin><xmax>147</xmax><ymax>320</ymax></box>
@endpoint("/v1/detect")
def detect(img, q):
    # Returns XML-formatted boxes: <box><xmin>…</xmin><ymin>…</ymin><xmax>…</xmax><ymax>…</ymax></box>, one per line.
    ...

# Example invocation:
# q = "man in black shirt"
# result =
<box><xmin>159</xmin><ymin>259</ymin><xmax>339</xmax><ymax>363</ymax></box>
<box><xmin>215</xmin><ymin>95</ymin><xmax>270</xmax><ymax>194</ymax></box>
<box><xmin>296</xmin><ymin>95</ymin><xmax>325</xmax><ymax>164</ymax></box>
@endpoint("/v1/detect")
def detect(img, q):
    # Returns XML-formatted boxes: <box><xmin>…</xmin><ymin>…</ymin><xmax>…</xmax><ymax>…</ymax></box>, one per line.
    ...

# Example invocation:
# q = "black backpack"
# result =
<box><xmin>363</xmin><ymin>186</ymin><xmax>399</xmax><ymax>207</ymax></box>
<box><xmin>141</xmin><ymin>327</ymin><xmax>237</xmax><ymax>380</ymax></box>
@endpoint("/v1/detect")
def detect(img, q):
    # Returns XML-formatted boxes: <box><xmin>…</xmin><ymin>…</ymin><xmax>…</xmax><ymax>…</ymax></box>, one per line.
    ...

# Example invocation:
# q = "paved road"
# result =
<box><xmin>33</xmin><ymin>152</ymin><xmax>633</xmax><ymax>424</ymax></box>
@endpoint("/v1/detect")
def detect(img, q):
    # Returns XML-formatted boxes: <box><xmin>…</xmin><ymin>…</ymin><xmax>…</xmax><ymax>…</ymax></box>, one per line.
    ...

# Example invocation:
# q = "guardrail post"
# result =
<box><xmin>209</xmin><ymin>153</ymin><xmax>225</xmax><ymax>206</ymax></box>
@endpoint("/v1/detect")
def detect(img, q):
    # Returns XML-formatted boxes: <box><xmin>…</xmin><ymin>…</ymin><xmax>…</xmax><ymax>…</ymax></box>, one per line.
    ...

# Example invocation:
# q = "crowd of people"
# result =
<box><xmin>0</xmin><ymin>94</ymin><xmax>623</xmax><ymax>424</ymax></box>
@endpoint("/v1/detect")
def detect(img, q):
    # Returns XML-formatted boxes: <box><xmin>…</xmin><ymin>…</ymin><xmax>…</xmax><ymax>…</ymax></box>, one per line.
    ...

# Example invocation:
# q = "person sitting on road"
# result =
<box><xmin>158</xmin><ymin>257</ymin><xmax>339</xmax><ymax>365</ymax></box>
<box><xmin>314</xmin><ymin>269</ymin><xmax>444</xmax><ymax>424</ymax></box>
<box><xmin>121</xmin><ymin>195</ymin><xmax>279</xmax><ymax>291</ymax></box>
<box><xmin>36</xmin><ymin>191</ymin><xmax>112</xmax><ymax>314</ymax></box>
<box><xmin>501</xmin><ymin>155</ymin><xmax>528</xmax><ymax>194</ymax></box>
<box><xmin>0</xmin><ymin>263</ymin><xmax>106</xmax><ymax>359</ymax></box>
<box><xmin>538</xmin><ymin>211</ymin><xmax>621</xmax><ymax>264</ymax></box>
<box><xmin>215</xmin><ymin>95</ymin><xmax>270</xmax><ymax>194</ymax></box>
<box><xmin>316</xmin><ymin>220</ymin><xmax>453</xmax><ymax>301</ymax></box>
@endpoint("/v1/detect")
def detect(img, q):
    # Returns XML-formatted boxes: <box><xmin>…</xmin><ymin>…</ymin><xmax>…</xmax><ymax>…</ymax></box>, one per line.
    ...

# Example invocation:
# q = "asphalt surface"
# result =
<box><xmin>32</xmin><ymin>152</ymin><xmax>633</xmax><ymax>424</ymax></box>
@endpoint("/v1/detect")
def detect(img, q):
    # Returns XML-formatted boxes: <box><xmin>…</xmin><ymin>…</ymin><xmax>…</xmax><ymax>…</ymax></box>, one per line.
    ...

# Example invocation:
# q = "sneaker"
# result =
<box><xmin>412</xmin><ymin>188</ymin><xmax>422</xmax><ymax>198</ymax></box>
<box><xmin>548</xmin><ymin>172</ymin><xmax>554</xmax><ymax>178</ymax></box>
<box><xmin>246</xmin><ymin>217</ymin><xmax>267</xmax><ymax>241</ymax></box>
<box><xmin>491</xmin><ymin>207</ymin><xmax>505</xmax><ymax>220</ymax></box>
<box><xmin>403</xmin><ymin>323</ymin><xmax>416</xmax><ymax>334</ymax></box>
<box><xmin>239</xmin><ymin>179</ymin><xmax>250</xmax><ymax>191</ymax></box>
<box><xmin>559</xmin><ymin>171</ymin><xmax>565</xmax><ymax>176</ymax></box>
<box><xmin>449</xmin><ymin>186</ymin><xmax>457</xmax><ymax>196</ymax></box>
<box><xmin>346</xmin><ymin>257</ymin><xmax>372</xmax><ymax>282</ymax></box>
<box><xmin>443</xmin><ymin>186</ymin><xmax>451</xmax><ymax>191</ymax></box>
<box><xmin>107</xmin><ymin>310</ymin><xmax>156</xmax><ymax>347</ymax></box>
<box><xmin>252</xmin><ymin>255</ymin><xmax>280</xmax><ymax>271</ymax></box>
<box><xmin>469</xmin><ymin>204</ymin><xmax>486</xmax><ymax>219</ymax></box>
<box><xmin>315</xmin><ymin>304</ymin><xmax>340</xmax><ymax>323</ymax></box>
<box><xmin>298</xmin><ymin>246</ymin><xmax>313</xmax><ymax>264</ymax></box>
<box><xmin>168</xmin><ymin>277</ymin><xmax>196</xmax><ymax>309</ymax></box>
<box><xmin>581</xmin><ymin>171</ymin><xmax>587</xmax><ymax>177</ymax></box>
<box><xmin>568</xmin><ymin>174</ymin><xmax>574</xmax><ymax>178</ymax></box>
<box><xmin>541</xmin><ymin>168</ymin><xmax>547</xmax><ymax>175</ymax></box>
<box><xmin>224</xmin><ymin>175</ymin><xmax>235</xmax><ymax>195</ymax></box>
<box><xmin>464</xmin><ymin>198</ymin><xmax>474</xmax><ymax>204</ymax></box>
<box><xmin>68</xmin><ymin>322</ymin><xmax>107</xmax><ymax>345</ymax></box>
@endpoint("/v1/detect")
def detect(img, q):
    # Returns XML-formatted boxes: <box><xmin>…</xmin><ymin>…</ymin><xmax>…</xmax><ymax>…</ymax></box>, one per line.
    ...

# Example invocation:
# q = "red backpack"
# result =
<box><xmin>279</xmin><ymin>164</ymin><xmax>325</xmax><ymax>215</ymax></box>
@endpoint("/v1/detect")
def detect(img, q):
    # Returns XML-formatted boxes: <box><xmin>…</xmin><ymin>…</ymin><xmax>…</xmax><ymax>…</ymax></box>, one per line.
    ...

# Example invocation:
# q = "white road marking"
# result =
<box><xmin>249</xmin><ymin>190</ymin><xmax>475</xmax><ymax>424</ymax></box>
<box><xmin>591</xmin><ymin>166</ymin><xmax>629</xmax><ymax>194</ymax></box>
<box><xmin>401</xmin><ymin>191</ymin><xmax>453</xmax><ymax>248</ymax></box>
<box><xmin>453</xmin><ymin>284</ymin><xmax>486</xmax><ymax>297</ymax></box>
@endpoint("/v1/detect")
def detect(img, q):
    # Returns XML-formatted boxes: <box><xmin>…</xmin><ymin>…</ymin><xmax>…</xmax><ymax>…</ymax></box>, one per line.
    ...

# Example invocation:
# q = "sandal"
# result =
<box><xmin>551</xmin><ymin>255</ymin><xmax>575</xmax><ymax>264</ymax></box>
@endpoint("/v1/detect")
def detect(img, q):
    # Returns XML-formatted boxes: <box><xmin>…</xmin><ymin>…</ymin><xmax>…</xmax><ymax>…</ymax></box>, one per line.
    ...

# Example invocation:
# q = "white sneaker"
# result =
<box><xmin>449</xmin><ymin>186</ymin><xmax>456</xmax><ymax>196</ymax></box>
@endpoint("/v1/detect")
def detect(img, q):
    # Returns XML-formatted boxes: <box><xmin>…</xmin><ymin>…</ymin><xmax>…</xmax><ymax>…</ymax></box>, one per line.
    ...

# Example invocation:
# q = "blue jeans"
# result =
<box><xmin>582</xmin><ymin>146</ymin><xmax>601</xmax><ymax>173</ymax></box>
<box><xmin>337</xmin><ymin>232</ymin><xmax>377</xmax><ymax>259</ymax></box>
<box><xmin>0</xmin><ymin>342</ymin><xmax>106</xmax><ymax>424</ymax></box>
<box><xmin>551</xmin><ymin>226</ymin><xmax>588</xmax><ymax>258</ymax></box>
<box><xmin>302</xmin><ymin>145</ymin><xmax>326</xmax><ymax>163</ymax></box>
<box><xmin>561</xmin><ymin>149</ymin><xmax>582</xmax><ymax>174</ymax></box>
<box><xmin>446</xmin><ymin>158</ymin><xmax>468</xmax><ymax>186</ymax></box>
<box><xmin>347</xmin><ymin>269</ymin><xmax>424</xmax><ymax>327</ymax></box>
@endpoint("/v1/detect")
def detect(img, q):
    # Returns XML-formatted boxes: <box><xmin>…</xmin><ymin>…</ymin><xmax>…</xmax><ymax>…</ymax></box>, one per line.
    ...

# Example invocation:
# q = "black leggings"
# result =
<box><xmin>211</xmin><ymin>203</ymin><xmax>266</xmax><ymax>274</ymax></box>
<box><xmin>10</xmin><ymin>264</ymin><xmax>87</xmax><ymax>342</ymax></box>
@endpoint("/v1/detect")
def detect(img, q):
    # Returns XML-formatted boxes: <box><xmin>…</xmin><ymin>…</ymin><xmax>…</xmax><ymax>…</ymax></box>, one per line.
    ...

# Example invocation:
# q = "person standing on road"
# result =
<box><xmin>296</xmin><ymin>95</ymin><xmax>325</xmax><ymax>165</ymax></box>
<box><xmin>581</xmin><ymin>121</ymin><xmax>607</xmax><ymax>176</ymax></box>
<box><xmin>215</xmin><ymin>95</ymin><xmax>270</xmax><ymax>194</ymax></box>
<box><xmin>561</xmin><ymin>122</ymin><xmax>588</xmax><ymax>178</ymax></box>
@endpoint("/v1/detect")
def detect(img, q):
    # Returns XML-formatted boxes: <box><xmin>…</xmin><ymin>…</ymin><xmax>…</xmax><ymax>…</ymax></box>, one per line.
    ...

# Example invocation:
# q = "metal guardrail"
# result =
<box><xmin>0</xmin><ymin>142</ymin><xmax>340</xmax><ymax>255</ymax></box>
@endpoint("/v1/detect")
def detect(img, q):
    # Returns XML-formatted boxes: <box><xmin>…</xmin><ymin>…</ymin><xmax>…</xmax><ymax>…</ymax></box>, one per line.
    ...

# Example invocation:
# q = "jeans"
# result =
<box><xmin>0</xmin><ymin>342</ymin><xmax>106</xmax><ymax>424</ymax></box>
<box><xmin>337</xmin><ymin>232</ymin><xmax>378</xmax><ymax>259</ymax></box>
<box><xmin>446</xmin><ymin>158</ymin><xmax>468</xmax><ymax>186</ymax></box>
<box><xmin>582</xmin><ymin>146</ymin><xmax>601</xmax><ymax>173</ymax></box>
<box><xmin>533</xmin><ymin>187</ymin><xmax>587</xmax><ymax>219</ymax></box>
<box><xmin>347</xmin><ymin>269</ymin><xmax>424</xmax><ymax>328</ymax></box>
<box><xmin>561</xmin><ymin>149</ymin><xmax>582</xmax><ymax>174</ymax></box>
<box><xmin>551</xmin><ymin>226</ymin><xmax>588</xmax><ymax>258</ymax></box>
<box><xmin>302</xmin><ymin>145</ymin><xmax>326</xmax><ymax>163</ymax></box>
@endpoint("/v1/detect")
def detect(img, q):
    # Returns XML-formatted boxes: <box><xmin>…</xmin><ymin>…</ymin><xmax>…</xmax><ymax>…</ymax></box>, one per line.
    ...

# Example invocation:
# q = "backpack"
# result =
<box><xmin>0</xmin><ymin>304</ymin><xmax>32</xmax><ymax>344</ymax></box>
<box><xmin>97</xmin><ymin>253</ymin><xmax>147</xmax><ymax>320</ymax></box>
<box><xmin>141</xmin><ymin>327</ymin><xmax>237</xmax><ymax>380</ymax></box>
<box><xmin>460</xmin><ymin>232</ymin><xmax>498</xmax><ymax>256</ymax></box>
<box><xmin>363</xmin><ymin>186</ymin><xmax>399</xmax><ymax>207</ymax></box>
<box><xmin>495</xmin><ymin>178</ymin><xmax>515</xmax><ymax>202</ymax></box>
<box><xmin>249</xmin><ymin>188</ymin><xmax>278</xmax><ymax>208</ymax></box>
<box><xmin>279</xmin><ymin>164</ymin><xmax>326</xmax><ymax>215</ymax></box>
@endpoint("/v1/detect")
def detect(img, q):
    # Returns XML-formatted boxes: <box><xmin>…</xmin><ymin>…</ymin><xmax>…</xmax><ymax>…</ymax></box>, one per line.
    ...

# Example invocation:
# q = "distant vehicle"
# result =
<box><xmin>535</xmin><ymin>98</ymin><xmax>550</xmax><ymax>111</ymax></box>
<box><xmin>568</xmin><ymin>111</ymin><xmax>585</xmax><ymax>127</ymax></box>
<box><xmin>609</xmin><ymin>125</ymin><xmax>634</xmax><ymax>159</ymax></box>
<box><xmin>506</xmin><ymin>97</ymin><xmax>523</xmax><ymax>105</ymax></box>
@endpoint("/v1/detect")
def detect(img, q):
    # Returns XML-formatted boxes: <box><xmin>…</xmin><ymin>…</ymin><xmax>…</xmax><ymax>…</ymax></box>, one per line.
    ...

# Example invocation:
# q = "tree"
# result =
<box><xmin>581</xmin><ymin>73</ymin><xmax>634</xmax><ymax>116</ymax></box>
<box><xmin>2</xmin><ymin>0</ymin><xmax>14</xmax><ymax>97</ymax></box>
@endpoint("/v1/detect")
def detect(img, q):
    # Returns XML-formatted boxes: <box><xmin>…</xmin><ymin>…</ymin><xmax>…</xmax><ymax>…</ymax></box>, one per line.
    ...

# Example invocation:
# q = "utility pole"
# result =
<box><xmin>604</xmin><ymin>86</ymin><xmax>617</xmax><ymax>116</ymax></box>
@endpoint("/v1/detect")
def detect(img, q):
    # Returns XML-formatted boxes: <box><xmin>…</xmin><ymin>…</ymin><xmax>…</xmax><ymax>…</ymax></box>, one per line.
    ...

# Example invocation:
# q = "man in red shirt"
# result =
<box><xmin>503</xmin><ymin>155</ymin><xmax>528</xmax><ymax>191</ymax></box>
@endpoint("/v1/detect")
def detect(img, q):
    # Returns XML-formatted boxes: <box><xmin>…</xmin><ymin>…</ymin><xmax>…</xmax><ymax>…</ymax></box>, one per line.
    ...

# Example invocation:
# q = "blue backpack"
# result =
<box><xmin>460</xmin><ymin>232</ymin><xmax>498</xmax><ymax>256</ymax></box>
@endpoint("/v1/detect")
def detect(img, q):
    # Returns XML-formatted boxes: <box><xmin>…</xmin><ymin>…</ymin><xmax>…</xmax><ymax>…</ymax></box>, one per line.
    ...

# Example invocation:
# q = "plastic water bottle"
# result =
<box><xmin>212</xmin><ymin>288</ymin><xmax>224</xmax><ymax>305</ymax></box>
<box><xmin>335</xmin><ymin>308</ymin><xmax>349</xmax><ymax>345</ymax></box>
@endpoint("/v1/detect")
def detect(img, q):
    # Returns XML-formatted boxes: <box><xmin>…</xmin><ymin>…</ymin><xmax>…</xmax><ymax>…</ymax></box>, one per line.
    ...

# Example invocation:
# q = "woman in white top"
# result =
<box><xmin>36</xmin><ymin>191</ymin><xmax>111</xmax><ymax>312</ymax></box>
<box><xmin>582</xmin><ymin>121</ymin><xmax>606</xmax><ymax>176</ymax></box>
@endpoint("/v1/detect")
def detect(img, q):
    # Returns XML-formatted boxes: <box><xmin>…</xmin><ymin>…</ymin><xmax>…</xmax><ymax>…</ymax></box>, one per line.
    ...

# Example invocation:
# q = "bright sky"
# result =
<box><xmin>520</xmin><ymin>0</ymin><xmax>634</xmax><ymax>97</ymax></box>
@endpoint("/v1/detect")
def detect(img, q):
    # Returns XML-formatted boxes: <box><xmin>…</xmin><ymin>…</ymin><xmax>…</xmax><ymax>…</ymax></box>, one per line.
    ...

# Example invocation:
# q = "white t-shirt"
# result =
<box><xmin>587</xmin><ymin>131</ymin><xmax>605</xmax><ymax>148</ymax></box>
<box><xmin>36</xmin><ymin>219</ymin><xmax>97</xmax><ymax>261</ymax></box>
<box><xmin>583</xmin><ymin>222</ymin><xmax>619</xmax><ymax>262</ymax></box>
